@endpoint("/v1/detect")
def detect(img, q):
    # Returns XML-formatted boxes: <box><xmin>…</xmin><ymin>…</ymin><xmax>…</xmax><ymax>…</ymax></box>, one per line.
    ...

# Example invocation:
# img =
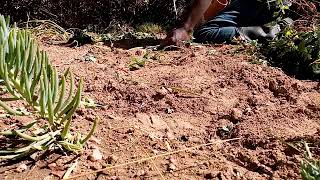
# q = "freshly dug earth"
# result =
<box><xmin>1</xmin><ymin>42</ymin><xmax>320</xmax><ymax>180</ymax></box>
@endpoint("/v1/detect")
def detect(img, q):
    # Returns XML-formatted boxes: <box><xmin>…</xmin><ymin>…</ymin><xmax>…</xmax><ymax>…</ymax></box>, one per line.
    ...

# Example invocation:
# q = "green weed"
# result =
<box><xmin>128</xmin><ymin>53</ymin><xmax>149</xmax><ymax>71</ymax></box>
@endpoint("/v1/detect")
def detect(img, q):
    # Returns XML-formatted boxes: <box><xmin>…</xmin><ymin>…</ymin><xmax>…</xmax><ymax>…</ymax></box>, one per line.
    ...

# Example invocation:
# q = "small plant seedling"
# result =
<box><xmin>81</xmin><ymin>97</ymin><xmax>102</xmax><ymax>108</ymax></box>
<box><xmin>128</xmin><ymin>53</ymin><xmax>149</xmax><ymax>71</ymax></box>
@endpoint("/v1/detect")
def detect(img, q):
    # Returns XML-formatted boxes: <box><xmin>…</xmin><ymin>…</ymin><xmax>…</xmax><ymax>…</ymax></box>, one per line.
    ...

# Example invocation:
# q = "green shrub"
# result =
<box><xmin>262</xmin><ymin>27</ymin><xmax>320</xmax><ymax>79</ymax></box>
<box><xmin>0</xmin><ymin>0</ymin><xmax>191</xmax><ymax>32</ymax></box>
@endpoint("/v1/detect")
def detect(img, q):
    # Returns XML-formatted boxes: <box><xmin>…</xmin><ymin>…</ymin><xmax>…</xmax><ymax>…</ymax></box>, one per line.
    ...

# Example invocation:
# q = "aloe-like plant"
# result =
<box><xmin>0</xmin><ymin>15</ymin><xmax>98</xmax><ymax>161</ymax></box>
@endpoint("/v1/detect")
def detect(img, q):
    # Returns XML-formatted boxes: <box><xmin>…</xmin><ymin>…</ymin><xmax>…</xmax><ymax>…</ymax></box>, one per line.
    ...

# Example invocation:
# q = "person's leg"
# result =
<box><xmin>193</xmin><ymin>0</ymin><xmax>278</xmax><ymax>43</ymax></box>
<box><xmin>193</xmin><ymin>10</ymin><xmax>240</xmax><ymax>43</ymax></box>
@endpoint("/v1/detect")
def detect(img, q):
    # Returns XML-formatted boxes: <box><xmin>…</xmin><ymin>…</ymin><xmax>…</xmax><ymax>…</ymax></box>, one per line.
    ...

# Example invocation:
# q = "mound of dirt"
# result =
<box><xmin>1</xmin><ymin>42</ymin><xmax>319</xmax><ymax>179</ymax></box>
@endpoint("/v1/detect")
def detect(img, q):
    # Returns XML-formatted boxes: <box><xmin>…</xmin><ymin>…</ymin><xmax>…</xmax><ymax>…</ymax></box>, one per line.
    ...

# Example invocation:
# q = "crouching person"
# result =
<box><xmin>167</xmin><ymin>0</ymin><xmax>292</xmax><ymax>45</ymax></box>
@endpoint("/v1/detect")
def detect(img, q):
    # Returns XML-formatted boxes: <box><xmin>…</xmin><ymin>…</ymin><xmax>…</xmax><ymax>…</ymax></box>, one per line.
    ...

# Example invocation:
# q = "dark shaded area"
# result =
<box><xmin>104</xmin><ymin>38</ymin><xmax>164</xmax><ymax>49</ymax></box>
<box><xmin>0</xmin><ymin>0</ymin><xmax>192</xmax><ymax>32</ymax></box>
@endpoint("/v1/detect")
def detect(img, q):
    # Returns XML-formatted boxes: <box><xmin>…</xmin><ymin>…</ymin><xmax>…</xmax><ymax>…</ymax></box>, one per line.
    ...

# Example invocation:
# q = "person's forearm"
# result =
<box><xmin>183</xmin><ymin>0</ymin><xmax>212</xmax><ymax>32</ymax></box>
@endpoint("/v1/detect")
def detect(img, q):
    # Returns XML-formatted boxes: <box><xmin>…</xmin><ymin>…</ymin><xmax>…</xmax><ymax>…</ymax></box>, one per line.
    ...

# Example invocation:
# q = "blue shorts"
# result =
<box><xmin>193</xmin><ymin>0</ymin><xmax>278</xmax><ymax>43</ymax></box>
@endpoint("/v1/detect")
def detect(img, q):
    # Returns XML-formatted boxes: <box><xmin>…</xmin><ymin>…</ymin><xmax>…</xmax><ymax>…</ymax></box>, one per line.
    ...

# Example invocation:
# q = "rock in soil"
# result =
<box><xmin>204</xmin><ymin>172</ymin><xmax>215</xmax><ymax>179</ymax></box>
<box><xmin>106</xmin><ymin>155</ymin><xmax>119</xmax><ymax>164</ymax></box>
<box><xmin>15</xmin><ymin>163</ymin><xmax>28</xmax><ymax>173</ymax></box>
<box><xmin>89</xmin><ymin>148</ymin><xmax>103</xmax><ymax>162</ymax></box>
<box><xmin>231</xmin><ymin>108</ymin><xmax>243</xmax><ymax>122</ymax></box>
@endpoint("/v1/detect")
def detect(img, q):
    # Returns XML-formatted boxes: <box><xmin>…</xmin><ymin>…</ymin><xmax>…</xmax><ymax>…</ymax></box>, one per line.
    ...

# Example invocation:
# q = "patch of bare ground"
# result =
<box><xmin>1</xmin><ymin>42</ymin><xmax>319</xmax><ymax>180</ymax></box>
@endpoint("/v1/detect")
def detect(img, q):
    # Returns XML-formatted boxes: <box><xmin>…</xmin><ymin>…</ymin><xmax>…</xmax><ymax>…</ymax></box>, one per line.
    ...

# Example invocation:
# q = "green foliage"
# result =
<box><xmin>301</xmin><ymin>142</ymin><xmax>320</xmax><ymax>180</ymax></box>
<box><xmin>128</xmin><ymin>53</ymin><xmax>149</xmax><ymax>71</ymax></box>
<box><xmin>262</xmin><ymin>27</ymin><xmax>320</xmax><ymax>79</ymax></box>
<box><xmin>271</xmin><ymin>0</ymin><xmax>290</xmax><ymax>16</ymax></box>
<box><xmin>0</xmin><ymin>14</ymin><xmax>98</xmax><ymax>161</ymax></box>
<box><xmin>135</xmin><ymin>23</ymin><xmax>165</xmax><ymax>34</ymax></box>
<box><xmin>1</xmin><ymin>0</ymin><xmax>191</xmax><ymax>32</ymax></box>
<box><xmin>301</xmin><ymin>159</ymin><xmax>320</xmax><ymax>180</ymax></box>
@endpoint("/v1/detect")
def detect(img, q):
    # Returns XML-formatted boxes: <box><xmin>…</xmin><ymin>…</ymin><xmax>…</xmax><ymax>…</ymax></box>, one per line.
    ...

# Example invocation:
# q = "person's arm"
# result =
<box><xmin>183</xmin><ymin>0</ymin><xmax>212</xmax><ymax>32</ymax></box>
<box><xmin>167</xmin><ymin>0</ymin><xmax>213</xmax><ymax>45</ymax></box>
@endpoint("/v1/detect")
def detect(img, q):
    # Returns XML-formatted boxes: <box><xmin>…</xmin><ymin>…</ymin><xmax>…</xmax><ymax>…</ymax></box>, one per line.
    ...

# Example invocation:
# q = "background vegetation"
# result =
<box><xmin>0</xmin><ymin>0</ymin><xmax>192</xmax><ymax>32</ymax></box>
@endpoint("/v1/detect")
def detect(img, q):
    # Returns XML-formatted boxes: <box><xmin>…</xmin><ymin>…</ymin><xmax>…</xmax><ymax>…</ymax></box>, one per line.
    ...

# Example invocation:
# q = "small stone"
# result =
<box><xmin>189</xmin><ymin>137</ymin><xmax>202</xmax><ymax>143</ymax></box>
<box><xmin>244</xmin><ymin>107</ymin><xmax>253</xmax><ymax>115</ymax></box>
<box><xmin>231</xmin><ymin>108</ymin><xmax>242</xmax><ymax>122</ymax></box>
<box><xmin>90</xmin><ymin>136</ymin><xmax>101</xmax><ymax>145</ymax></box>
<box><xmin>165</xmin><ymin>131</ymin><xmax>175</xmax><ymax>140</ymax></box>
<box><xmin>85</xmin><ymin>115</ymin><xmax>95</xmax><ymax>122</ymax></box>
<box><xmin>43</xmin><ymin>175</ymin><xmax>54</xmax><ymax>180</ymax></box>
<box><xmin>296</xmin><ymin>107</ymin><xmax>306</xmax><ymax>113</ymax></box>
<box><xmin>15</xmin><ymin>163</ymin><xmax>28</xmax><ymax>172</ymax></box>
<box><xmin>168</xmin><ymin>163</ymin><xmax>176</xmax><ymax>171</ymax></box>
<box><xmin>76</xmin><ymin>108</ymin><xmax>86</xmax><ymax>116</ymax></box>
<box><xmin>280</xmin><ymin>99</ymin><xmax>287</xmax><ymax>104</ymax></box>
<box><xmin>152</xmin><ymin>149</ymin><xmax>159</xmax><ymax>154</ymax></box>
<box><xmin>106</xmin><ymin>155</ymin><xmax>118</xmax><ymax>164</ymax></box>
<box><xmin>83</xmin><ymin>53</ymin><xmax>96</xmax><ymax>62</ymax></box>
<box><xmin>203</xmin><ymin>161</ymin><xmax>210</xmax><ymax>167</ymax></box>
<box><xmin>167</xmin><ymin>157</ymin><xmax>178</xmax><ymax>171</ymax></box>
<box><xmin>136</xmin><ymin>170</ymin><xmax>146</xmax><ymax>177</ymax></box>
<box><xmin>204</xmin><ymin>172</ymin><xmax>215</xmax><ymax>179</ymax></box>
<box><xmin>50</xmin><ymin>171</ymin><xmax>65</xmax><ymax>179</ymax></box>
<box><xmin>30</xmin><ymin>151</ymin><xmax>40</xmax><ymax>160</ymax></box>
<box><xmin>277</xmin><ymin>86</ymin><xmax>288</xmax><ymax>95</ymax></box>
<box><xmin>169</xmin><ymin>157</ymin><xmax>177</xmax><ymax>164</ymax></box>
<box><xmin>292</xmin><ymin>82</ymin><xmax>302</xmax><ymax>91</ymax></box>
<box><xmin>180</xmin><ymin>135</ymin><xmax>189</xmax><ymax>142</ymax></box>
<box><xmin>89</xmin><ymin>148</ymin><xmax>103</xmax><ymax>162</ymax></box>
<box><xmin>165</xmin><ymin>141</ymin><xmax>172</xmax><ymax>151</ymax></box>
<box><xmin>157</xmin><ymin>87</ymin><xmax>169</xmax><ymax>96</ymax></box>
<box><xmin>110</xmin><ymin>176</ymin><xmax>120</xmax><ymax>180</ymax></box>
<box><xmin>272</xmin><ymin>172</ymin><xmax>280</xmax><ymax>179</ymax></box>
<box><xmin>135</xmin><ymin>50</ymin><xmax>143</xmax><ymax>56</ymax></box>
<box><xmin>48</xmin><ymin>163</ymin><xmax>57</xmax><ymax>170</ymax></box>
<box><xmin>90</xmin><ymin>163</ymin><xmax>102</xmax><ymax>170</ymax></box>
<box><xmin>247</xmin><ymin>95</ymin><xmax>263</xmax><ymax>106</ymax></box>
<box><xmin>166</xmin><ymin>88</ymin><xmax>173</xmax><ymax>93</ymax></box>
<box><xmin>269</xmin><ymin>80</ymin><xmax>278</xmax><ymax>92</ymax></box>
<box><xmin>165</xmin><ymin>107</ymin><xmax>174</xmax><ymax>114</ymax></box>
<box><xmin>126</xmin><ymin>128</ymin><xmax>135</xmax><ymax>134</ymax></box>
<box><xmin>259</xmin><ymin>164</ymin><xmax>273</xmax><ymax>175</ymax></box>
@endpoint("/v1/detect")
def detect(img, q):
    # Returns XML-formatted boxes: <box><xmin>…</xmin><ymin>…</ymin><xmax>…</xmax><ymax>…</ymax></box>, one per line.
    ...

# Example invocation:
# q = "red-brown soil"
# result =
<box><xmin>1</xmin><ymin>42</ymin><xmax>320</xmax><ymax>180</ymax></box>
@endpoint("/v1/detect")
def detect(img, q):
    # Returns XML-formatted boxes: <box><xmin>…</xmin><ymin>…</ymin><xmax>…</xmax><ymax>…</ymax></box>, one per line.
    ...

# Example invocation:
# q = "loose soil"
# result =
<box><xmin>1</xmin><ymin>41</ymin><xmax>320</xmax><ymax>180</ymax></box>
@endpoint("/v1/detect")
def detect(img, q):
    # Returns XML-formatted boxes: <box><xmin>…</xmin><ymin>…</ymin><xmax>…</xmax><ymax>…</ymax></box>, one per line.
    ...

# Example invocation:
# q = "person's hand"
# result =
<box><xmin>165</xmin><ymin>27</ymin><xmax>191</xmax><ymax>46</ymax></box>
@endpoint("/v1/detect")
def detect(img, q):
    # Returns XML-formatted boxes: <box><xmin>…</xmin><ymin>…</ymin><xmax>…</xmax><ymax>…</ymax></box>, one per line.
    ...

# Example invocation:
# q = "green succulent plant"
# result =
<box><xmin>0</xmin><ymin>15</ymin><xmax>98</xmax><ymax>161</ymax></box>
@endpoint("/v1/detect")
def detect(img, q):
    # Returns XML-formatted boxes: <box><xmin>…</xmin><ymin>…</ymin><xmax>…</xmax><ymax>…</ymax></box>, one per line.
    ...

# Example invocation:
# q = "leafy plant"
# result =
<box><xmin>301</xmin><ymin>159</ymin><xmax>320</xmax><ymax>180</ymax></box>
<box><xmin>301</xmin><ymin>142</ymin><xmax>320</xmax><ymax>180</ymax></box>
<box><xmin>262</xmin><ymin>27</ymin><xmax>320</xmax><ymax>79</ymax></box>
<box><xmin>128</xmin><ymin>53</ymin><xmax>149</xmax><ymax>71</ymax></box>
<box><xmin>0</xmin><ymin>15</ymin><xmax>98</xmax><ymax>161</ymax></box>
